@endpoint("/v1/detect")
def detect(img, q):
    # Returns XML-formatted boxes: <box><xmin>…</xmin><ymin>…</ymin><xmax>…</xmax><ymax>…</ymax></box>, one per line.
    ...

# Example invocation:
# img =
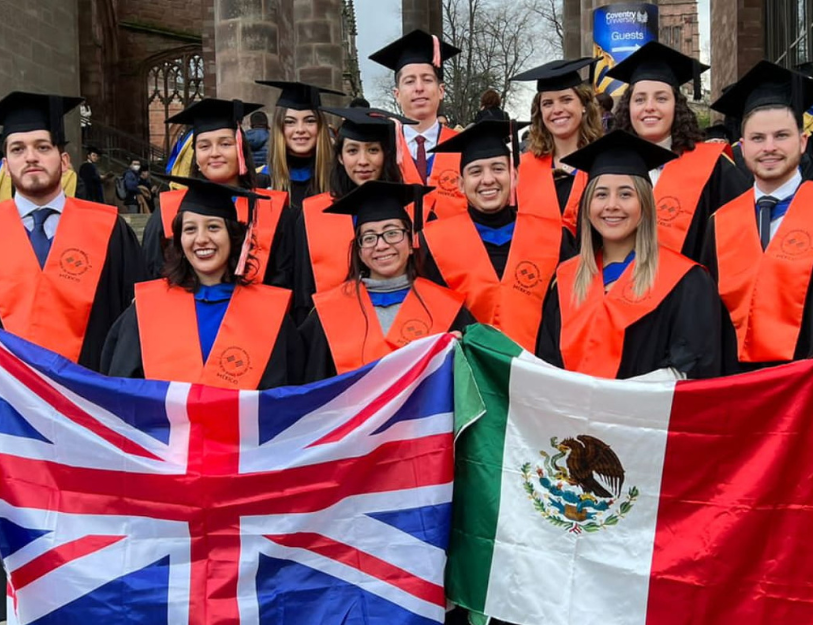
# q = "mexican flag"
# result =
<box><xmin>448</xmin><ymin>325</ymin><xmax>813</xmax><ymax>624</ymax></box>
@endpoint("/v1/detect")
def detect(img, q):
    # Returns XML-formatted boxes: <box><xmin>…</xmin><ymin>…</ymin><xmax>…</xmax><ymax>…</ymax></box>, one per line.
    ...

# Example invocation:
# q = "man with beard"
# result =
<box><xmin>703</xmin><ymin>62</ymin><xmax>813</xmax><ymax>373</ymax></box>
<box><xmin>0</xmin><ymin>91</ymin><xmax>145</xmax><ymax>371</ymax></box>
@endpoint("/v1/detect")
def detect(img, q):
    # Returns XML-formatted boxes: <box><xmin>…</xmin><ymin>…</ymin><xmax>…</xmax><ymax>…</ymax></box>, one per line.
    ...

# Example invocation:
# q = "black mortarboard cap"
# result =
<box><xmin>255</xmin><ymin>81</ymin><xmax>345</xmax><ymax>111</ymax></box>
<box><xmin>322</xmin><ymin>106</ymin><xmax>416</xmax><ymax>143</ymax></box>
<box><xmin>163</xmin><ymin>175</ymin><xmax>261</xmax><ymax>222</ymax></box>
<box><xmin>84</xmin><ymin>145</ymin><xmax>103</xmax><ymax>155</ymax></box>
<box><xmin>165</xmin><ymin>98</ymin><xmax>263</xmax><ymax>135</ymax></box>
<box><xmin>561</xmin><ymin>130</ymin><xmax>677</xmax><ymax>182</ymax></box>
<box><xmin>324</xmin><ymin>180</ymin><xmax>432</xmax><ymax>232</ymax></box>
<box><xmin>0</xmin><ymin>91</ymin><xmax>84</xmax><ymax>144</ymax></box>
<box><xmin>430</xmin><ymin>119</ymin><xmax>529</xmax><ymax>169</ymax></box>
<box><xmin>710</xmin><ymin>60</ymin><xmax>813</xmax><ymax>123</ymax></box>
<box><xmin>510</xmin><ymin>57</ymin><xmax>597</xmax><ymax>93</ymax></box>
<box><xmin>703</xmin><ymin>123</ymin><xmax>733</xmax><ymax>143</ymax></box>
<box><xmin>606</xmin><ymin>42</ymin><xmax>708</xmax><ymax>100</ymax></box>
<box><xmin>369</xmin><ymin>29</ymin><xmax>461</xmax><ymax>78</ymax></box>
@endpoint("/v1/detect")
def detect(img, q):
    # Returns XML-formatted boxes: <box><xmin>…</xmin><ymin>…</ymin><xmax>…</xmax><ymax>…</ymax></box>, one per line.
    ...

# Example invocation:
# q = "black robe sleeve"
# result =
<box><xmin>418</xmin><ymin>233</ymin><xmax>450</xmax><ymax>288</ymax></box>
<box><xmin>101</xmin><ymin>303</ymin><xmax>305</xmax><ymax>389</ymax></box>
<box><xmin>681</xmin><ymin>154</ymin><xmax>751</xmax><ymax>262</ymax></box>
<box><xmin>535</xmin><ymin>281</ymin><xmax>565</xmax><ymax>368</ymax></box>
<box><xmin>141</xmin><ymin>206</ymin><xmax>167</xmax><ymax>279</ymax></box>
<box><xmin>450</xmin><ymin>306</ymin><xmax>477</xmax><ymax>333</ymax></box>
<box><xmin>261</xmin><ymin>204</ymin><xmax>296</xmax><ymax>290</ymax></box>
<box><xmin>291</xmin><ymin>211</ymin><xmax>318</xmax><ymax>326</ymax></box>
<box><xmin>79</xmin><ymin>217</ymin><xmax>146</xmax><ymax>372</ymax></box>
<box><xmin>300</xmin><ymin>310</ymin><xmax>337</xmax><ymax>383</ymax></box>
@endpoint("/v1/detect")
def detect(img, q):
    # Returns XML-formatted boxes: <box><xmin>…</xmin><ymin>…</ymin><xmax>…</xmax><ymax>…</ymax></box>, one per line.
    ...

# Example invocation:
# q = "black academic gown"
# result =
<box><xmin>141</xmin><ymin>197</ymin><xmax>295</xmax><ymax>288</ymax></box>
<box><xmin>78</xmin><ymin>162</ymin><xmax>104</xmax><ymax>204</ymax></box>
<box><xmin>667</xmin><ymin>152</ymin><xmax>751</xmax><ymax>262</ymax></box>
<box><xmin>100</xmin><ymin>299</ymin><xmax>305</xmax><ymax>390</ymax></box>
<box><xmin>300</xmin><ymin>296</ymin><xmax>476</xmax><ymax>383</ymax></box>
<box><xmin>536</xmin><ymin>265</ymin><xmax>722</xmax><ymax>379</ymax></box>
<box><xmin>420</xmin><ymin>206</ymin><xmax>576</xmax><ymax>286</ymax></box>
<box><xmin>700</xmin><ymin>218</ymin><xmax>813</xmax><ymax>374</ymax></box>
<box><xmin>0</xmin><ymin>216</ymin><xmax>146</xmax><ymax>372</ymax></box>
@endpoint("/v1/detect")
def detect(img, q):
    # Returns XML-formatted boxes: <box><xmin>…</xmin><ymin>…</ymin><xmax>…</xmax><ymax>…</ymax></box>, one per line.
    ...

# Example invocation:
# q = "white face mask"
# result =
<box><xmin>130</xmin><ymin>164</ymin><xmax>141</xmax><ymax>172</ymax></box>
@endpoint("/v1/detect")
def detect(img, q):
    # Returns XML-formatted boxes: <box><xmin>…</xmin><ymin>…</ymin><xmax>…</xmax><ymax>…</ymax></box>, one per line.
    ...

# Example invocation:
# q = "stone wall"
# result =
<box><xmin>710</xmin><ymin>0</ymin><xmax>764</xmax><ymax>104</ymax></box>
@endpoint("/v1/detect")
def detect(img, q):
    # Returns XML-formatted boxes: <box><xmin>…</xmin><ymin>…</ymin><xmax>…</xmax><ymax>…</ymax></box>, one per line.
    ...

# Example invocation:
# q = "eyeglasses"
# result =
<box><xmin>358</xmin><ymin>228</ymin><xmax>409</xmax><ymax>249</ymax></box>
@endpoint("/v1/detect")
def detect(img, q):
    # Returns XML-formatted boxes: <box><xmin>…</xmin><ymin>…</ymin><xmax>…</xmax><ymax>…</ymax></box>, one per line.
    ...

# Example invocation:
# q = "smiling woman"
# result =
<box><xmin>101</xmin><ymin>176</ymin><xmax>304</xmax><ymax>390</ymax></box>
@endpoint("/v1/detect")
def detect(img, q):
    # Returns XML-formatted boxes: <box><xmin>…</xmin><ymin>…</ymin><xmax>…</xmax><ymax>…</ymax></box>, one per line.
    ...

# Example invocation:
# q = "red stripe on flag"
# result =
<box><xmin>647</xmin><ymin>363</ymin><xmax>813</xmax><ymax>624</ymax></box>
<box><xmin>309</xmin><ymin>334</ymin><xmax>453</xmax><ymax>447</ymax></box>
<box><xmin>12</xmin><ymin>535</ymin><xmax>125</xmax><ymax>590</ymax></box>
<box><xmin>265</xmin><ymin>532</ymin><xmax>446</xmax><ymax>607</ymax></box>
<box><xmin>0</xmin><ymin>346</ymin><xmax>161</xmax><ymax>461</ymax></box>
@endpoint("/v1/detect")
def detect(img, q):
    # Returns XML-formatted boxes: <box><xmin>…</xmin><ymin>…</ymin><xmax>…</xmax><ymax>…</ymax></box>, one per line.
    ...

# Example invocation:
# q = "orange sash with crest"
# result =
<box><xmin>0</xmin><ymin>198</ymin><xmax>117</xmax><ymax>362</ymax></box>
<box><xmin>517</xmin><ymin>152</ymin><xmax>586</xmax><ymax>234</ymax></box>
<box><xmin>313</xmin><ymin>278</ymin><xmax>464</xmax><ymax>374</ymax></box>
<box><xmin>135</xmin><ymin>280</ymin><xmax>290</xmax><ymax>389</ymax></box>
<box><xmin>556</xmin><ymin>248</ymin><xmax>696</xmax><ymax>378</ymax></box>
<box><xmin>714</xmin><ymin>184</ymin><xmax>813</xmax><ymax>362</ymax></box>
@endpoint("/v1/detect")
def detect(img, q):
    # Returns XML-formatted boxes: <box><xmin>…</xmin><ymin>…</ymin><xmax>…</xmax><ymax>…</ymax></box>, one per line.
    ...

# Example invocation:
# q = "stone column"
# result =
<box><xmin>710</xmin><ymin>0</ymin><xmax>764</xmax><ymax>103</ymax></box>
<box><xmin>403</xmin><ymin>0</ymin><xmax>442</xmax><ymax>36</ymax></box>
<box><xmin>214</xmin><ymin>0</ymin><xmax>295</xmax><ymax>107</ymax></box>
<box><xmin>293</xmin><ymin>0</ymin><xmax>345</xmax><ymax>103</ymax></box>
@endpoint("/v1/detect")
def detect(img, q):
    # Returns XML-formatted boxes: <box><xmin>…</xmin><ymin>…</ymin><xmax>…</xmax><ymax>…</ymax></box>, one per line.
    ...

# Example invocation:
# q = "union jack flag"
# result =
<box><xmin>0</xmin><ymin>330</ymin><xmax>455</xmax><ymax>624</ymax></box>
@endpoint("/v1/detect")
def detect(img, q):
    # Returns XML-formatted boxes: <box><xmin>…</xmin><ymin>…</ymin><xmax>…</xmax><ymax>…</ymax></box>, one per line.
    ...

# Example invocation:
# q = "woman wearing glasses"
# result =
<box><xmin>300</xmin><ymin>181</ymin><xmax>474</xmax><ymax>382</ymax></box>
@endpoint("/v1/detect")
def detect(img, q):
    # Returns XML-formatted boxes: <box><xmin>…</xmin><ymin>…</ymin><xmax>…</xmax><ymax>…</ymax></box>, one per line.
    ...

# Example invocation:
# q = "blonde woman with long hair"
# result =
<box><xmin>511</xmin><ymin>58</ymin><xmax>604</xmax><ymax>234</ymax></box>
<box><xmin>536</xmin><ymin>131</ymin><xmax>721</xmax><ymax>380</ymax></box>
<box><xmin>256</xmin><ymin>81</ymin><xmax>341</xmax><ymax>217</ymax></box>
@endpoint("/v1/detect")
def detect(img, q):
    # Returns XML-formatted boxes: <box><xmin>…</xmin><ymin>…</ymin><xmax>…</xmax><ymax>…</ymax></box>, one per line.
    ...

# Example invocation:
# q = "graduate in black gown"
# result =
<box><xmin>102</xmin><ymin>176</ymin><xmax>303</xmax><ymax>390</ymax></box>
<box><xmin>536</xmin><ymin>130</ymin><xmax>721</xmax><ymax>379</ymax></box>
<box><xmin>300</xmin><ymin>181</ymin><xmax>474</xmax><ymax>382</ymax></box>
<box><xmin>255</xmin><ymin>81</ymin><xmax>344</xmax><ymax>217</ymax></box>
<box><xmin>292</xmin><ymin>106</ymin><xmax>411</xmax><ymax>325</ymax></box>
<box><xmin>0</xmin><ymin>91</ymin><xmax>145</xmax><ymax>372</ymax></box>
<box><xmin>608</xmin><ymin>42</ymin><xmax>750</xmax><ymax>261</ymax></box>
<box><xmin>141</xmin><ymin>98</ymin><xmax>295</xmax><ymax>287</ymax></box>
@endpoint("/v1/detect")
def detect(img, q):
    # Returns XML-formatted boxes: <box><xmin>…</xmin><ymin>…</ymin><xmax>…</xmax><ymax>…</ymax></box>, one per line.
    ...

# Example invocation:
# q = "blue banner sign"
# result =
<box><xmin>593</xmin><ymin>3</ymin><xmax>658</xmax><ymax>95</ymax></box>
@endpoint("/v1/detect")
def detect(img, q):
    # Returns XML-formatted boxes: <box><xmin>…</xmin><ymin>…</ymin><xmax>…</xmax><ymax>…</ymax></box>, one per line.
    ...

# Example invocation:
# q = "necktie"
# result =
<box><xmin>28</xmin><ymin>208</ymin><xmax>55</xmax><ymax>268</ymax></box>
<box><xmin>415</xmin><ymin>135</ymin><xmax>428</xmax><ymax>184</ymax></box>
<box><xmin>756</xmin><ymin>196</ymin><xmax>778</xmax><ymax>251</ymax></box>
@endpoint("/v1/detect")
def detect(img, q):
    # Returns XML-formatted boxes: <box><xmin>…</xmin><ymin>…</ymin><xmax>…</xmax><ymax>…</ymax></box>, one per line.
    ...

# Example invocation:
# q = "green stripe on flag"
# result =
<box><xmin>447</xmin><ymin>324</ymin><xmax>524</xmax><ymax>613</ymax></box>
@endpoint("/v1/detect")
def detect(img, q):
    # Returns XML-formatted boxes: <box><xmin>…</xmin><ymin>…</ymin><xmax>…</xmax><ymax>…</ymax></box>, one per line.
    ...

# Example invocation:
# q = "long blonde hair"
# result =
<box><xmin>269</xmin><ymin>107</ymin><xmax>332</xmax><ymax>194</ymax></box>
<box><xmin>528</xmin><ymin>83</ymin><xmax>604</xmax><ymax>158</ymax></box>
<box><xmin>572</xmin><ymin>175</ymin><xmax>659</xmax><ymax>305</ymax></box>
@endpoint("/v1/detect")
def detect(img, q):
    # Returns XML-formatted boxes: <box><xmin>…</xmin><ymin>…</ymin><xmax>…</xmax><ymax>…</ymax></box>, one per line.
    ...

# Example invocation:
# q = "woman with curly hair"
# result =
<box><xmin>300</xmin><ymin>181</ymin><xmax>473</xmax><ymax>382</ymax></box>
<box><xmin>536</xmin><ymin>131</ymin><xmax>721</xmax><ymax>379</ymax></box>
<box><xmin>511</xmin><ymin>58</ymin><xmax>604</xmax><ymax>234</ymax></box>
<box><xmin>607</xmin><ymin>42</ymin><xmax>750</xmax><ymax>261</ymax></box>
<box><xmin>102</xmin><ymin>177</ymin><xmax>304</xmax><ymax>390</ymax></box>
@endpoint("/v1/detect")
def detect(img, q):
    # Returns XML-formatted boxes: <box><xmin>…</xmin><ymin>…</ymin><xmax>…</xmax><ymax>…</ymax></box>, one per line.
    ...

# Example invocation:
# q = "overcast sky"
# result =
<box><xmin>355</xmin><ymin>0</ymin><xmax>712</xmax><ymax>118</ymax></box>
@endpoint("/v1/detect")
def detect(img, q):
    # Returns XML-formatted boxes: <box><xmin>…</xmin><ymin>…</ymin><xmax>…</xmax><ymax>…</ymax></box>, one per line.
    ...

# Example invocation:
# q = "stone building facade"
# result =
<box><xmin>658</xmin><ymin>0</ymin><xmax>699</xmax><ymax>60</ymax></box>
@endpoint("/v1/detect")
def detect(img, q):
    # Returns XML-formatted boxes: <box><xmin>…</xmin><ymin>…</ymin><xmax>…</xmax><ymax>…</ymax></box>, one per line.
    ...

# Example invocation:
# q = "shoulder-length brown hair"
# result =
<box><xmin>528</xmin><ymin>83</ymin><xmax>604</xmax><ymax>158</ymax></box>
<box><xmin>613</xmin><ymin>85</ymin><xmax>703</xmax><ymax>155</ymax></box>
<box><xmin>268</xmin><ymin>107</ymin><xmax>332</xmax><ymax>195</ymax></box>
<box><xmin>571</xmin><ymin>174</ymin><xmax>659</xmax><ymax>305</ymax></box>
<box><xmin>162</xmin><ymin>212</ymin><xmax>258</xmax><ymax>291</ymax></box>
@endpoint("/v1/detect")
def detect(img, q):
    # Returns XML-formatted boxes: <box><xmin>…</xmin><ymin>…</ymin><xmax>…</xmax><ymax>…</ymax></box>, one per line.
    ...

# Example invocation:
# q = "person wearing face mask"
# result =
<box><xmin>369</xmin><ymin>30</ymin><xmax>468</xmax><ymax>219</ymax></box>
<box><xmin>511</xmin><ymin>58</ymin><xmax>604</xmax><ymax>235</ymax></box>
<box><xmin>102</xmin><ymin>176</ymin><xmax>303</xmax><ymax>390</ymax></box>
<box><xmin>0</xmin><ymin>92</ymin><xmax>145</xmax><ymax>371</ymax></box>
<box><xmin>292</xmin><ymin>106</ymin><xmax>411</xmax><ymax>325</ymax></box>
<box><xmin>141</xmin><ymin>98</ymin><xmax>293</xmax><ymax>288</ymax></box>
<box><xmin>419</xmin><ymin>120</ymin><xmax>574</xmax><ymax>352</ymax></box>
<box><xmin>703</xmin><ymin>62</ymin><xmax>813</xmax><ymax>373</ymax></box>
<box><xmin>256</xmin><ymin>81</ymin><xmax>344</xmax><ymax>218</ymax></box>
<box><xmin>123</xmin><ymin>158</ymin><xmax>142</xmax><ymax>214</ymax></box>
<box><xmin>607</xmin><ymin>42</ymin><xmax>750</xmax><ymax>262</ymax></box>
<box><xmin>300</xmin><ymin>181</ymin><xmax>473</xmax><ymax>382</ymax></box>
<box><xmin>536</xmin><ymin>130</ymin><xmax>721</xmax><ymax>380</ymax></box>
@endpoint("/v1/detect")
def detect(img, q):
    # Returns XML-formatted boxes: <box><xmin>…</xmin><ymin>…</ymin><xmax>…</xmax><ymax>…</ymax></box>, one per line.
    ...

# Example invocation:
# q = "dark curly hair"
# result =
<box><xmin>162</xmin><ymin>211</ymin><xmax>258</xmax><ymax>291</ymax></box>
<box><xmin>613</xmin><ymin>85</ymin><xmax>703</xmax><ymax>155</ymax></box>
<box><xmin>328</xmin><ymin>135</ymin><xmax>403</xmax><ymax>199</ymax></box>
<box><xmin>190</xmin><ymin>127</ymin><xmax>258</xmax><ymax>189</ymax></box>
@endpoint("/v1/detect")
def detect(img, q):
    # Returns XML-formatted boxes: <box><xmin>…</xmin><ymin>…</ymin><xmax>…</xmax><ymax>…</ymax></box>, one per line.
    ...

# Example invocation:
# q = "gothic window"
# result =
<box><xmin>766</xmin><ymin>0</ymin><xmax>813</xmax><ymax>68</ymax></box>
<box><xmin>147</xmin><ymin>51</ymin><xmax>205</xmax><ymax>155</ymax></box>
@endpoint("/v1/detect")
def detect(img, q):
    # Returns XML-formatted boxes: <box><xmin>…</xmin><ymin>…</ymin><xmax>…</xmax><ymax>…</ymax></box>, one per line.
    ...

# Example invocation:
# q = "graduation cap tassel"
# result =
<box><xmin>49</xmin><ymin>95</ymin><xmax>64</xmax><ymax>145</ymax></box>
<box><xmin>412</xmin><ymin>184</ymin><xmax>424</xmax><ymax>249</ymax></box>
<box><xmin>393</xmin><ymin>118</ymin><xmax>404</xmax><ymax>166</ymax></box>
<box><xmin>509</xmin><ymin>119</ymin><xmax>519</xmax><ymax>207</ymax></box>
<box><xmin>792</xmin><ymin>72</ymin><xmax>807</xmax><ymax>126</ymax></box>
<box><xmin>235</xmin><ymin>196</ymin><xmax>257</xmax><ymax>276</ymax></box>
<box><xmin>431</xmin><ymin>35</ymin><xmax>441</xmax><ymax>69</ymax></box>
<box><xmin>235</xmin><ymin>128</ymin><xmax>248</xmax><ymax>176</ymax></box>
<box><xmin>693</xmin><ymin>66</ymin><xmax>702</xmax><ymax>101</ymax></box>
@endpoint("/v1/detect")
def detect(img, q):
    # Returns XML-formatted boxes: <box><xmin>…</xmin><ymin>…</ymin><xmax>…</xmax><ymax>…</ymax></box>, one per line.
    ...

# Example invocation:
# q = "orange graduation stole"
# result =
<box><xmin>422</xmin><ymin>210</ymin><xmax>561</xmax><ymax>351</ymax></box>
<box><xmin>517</xmin><ymin>152</ymin><xmax>587</xmax><ymax>235</ymax></box>
<box><xmin>556</xmin><ymin>248</ymin><xmax>696</xmax><ymax>378</ymax></box>
<box><xmin>714</xmin><ymin>183</ymin><xmax>813</xmax><ymax>362</ymax></box>
<box><xmin>159</xmin><ymin>188</ymin><xmax>286</xmax><ymax>281</ymax></box>
<box><xmin>0</xmin><ymin>198</ymin><xmax>117</xmax><ymax>362</ymax></box>
<box><xmin>302</xmin><ymin>192</ymin><xmax>355</xmax><ymax>292</ymax></box>
<box><xmin>135</xmin><ymin>280</ymin><xmax>290</xmax><ymax>390</ymax></box>
<box><xmin>397</xmin><ymin>125</ymin><xmax>467</xmax><ymax>219</ymax></box>
<box><xmin>654</xmin><ymin>142</ymin><xmax>726</xmax><ymax>252</ymax></box>
<box><xmin>313</xmin><ymin>278</ymin><xmax>464</xmax><ymax>374</ymax></box>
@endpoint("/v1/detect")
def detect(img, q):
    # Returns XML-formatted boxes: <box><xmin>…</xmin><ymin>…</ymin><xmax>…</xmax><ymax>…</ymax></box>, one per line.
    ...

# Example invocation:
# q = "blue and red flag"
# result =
<box><xmin>0</xmin><ymin>330</ymin><xmax>455</xmax><ymax>624</ymax></box>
